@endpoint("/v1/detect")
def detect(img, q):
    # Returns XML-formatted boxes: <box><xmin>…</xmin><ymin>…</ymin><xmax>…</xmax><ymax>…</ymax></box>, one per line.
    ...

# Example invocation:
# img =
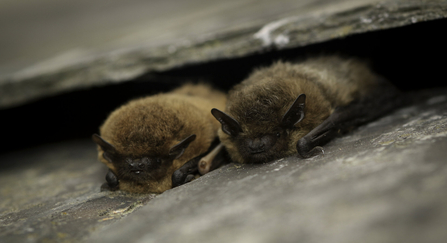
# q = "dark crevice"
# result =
<box><xmin>0</xmin><ymin>18</ymin><xmax>446</xmax><ymax>155</ymax></box>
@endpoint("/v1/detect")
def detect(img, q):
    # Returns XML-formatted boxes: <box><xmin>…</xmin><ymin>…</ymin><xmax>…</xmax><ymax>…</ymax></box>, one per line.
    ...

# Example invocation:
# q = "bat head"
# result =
<box><xmin>92</xmin><ymin>134</ymin><xmax>196</xmax><ymax>185</ymax></box>
<box><xmin>212</xmin><ymin>94</ymin><xmax>306</xmax><ymax>163</ymax></box>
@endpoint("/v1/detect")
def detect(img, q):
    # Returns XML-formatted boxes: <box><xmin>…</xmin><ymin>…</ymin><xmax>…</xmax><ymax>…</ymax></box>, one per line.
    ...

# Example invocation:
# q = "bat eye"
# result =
<box><xmin>276</xmin><ymin>132</ymin><xmax>281</xmax><ymax>138</ymax></box>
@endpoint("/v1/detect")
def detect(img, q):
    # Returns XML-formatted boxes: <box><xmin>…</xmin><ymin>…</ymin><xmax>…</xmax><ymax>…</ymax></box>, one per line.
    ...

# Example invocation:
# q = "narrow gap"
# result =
<box><xmin>0</xmin><ymin>18</ymin><xmax>445</xmax><ymax>155</ymax></box>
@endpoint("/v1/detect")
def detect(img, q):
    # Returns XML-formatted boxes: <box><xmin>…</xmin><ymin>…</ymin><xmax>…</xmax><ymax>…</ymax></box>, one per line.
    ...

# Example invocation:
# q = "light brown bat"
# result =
<box><xmin>93</xmin><ymin>83</ymin><xmax>227</xmax><ymax>193</ymax></box>
<box><xmin>211</xmin><ymin>55</ymin><xmax>403</xmax><ymax>164</ymax></box>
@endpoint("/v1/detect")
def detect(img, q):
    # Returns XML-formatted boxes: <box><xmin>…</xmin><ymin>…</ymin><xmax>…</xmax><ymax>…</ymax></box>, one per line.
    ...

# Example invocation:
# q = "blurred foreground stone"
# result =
<box><xmin>1</xmin><ymin>0</ymin><xmax>446</xmax><ymax>108</ymax></box>
<box><xmin>1</xmin><ymin>90</ymin><xmax>446</xmax><ymax>243</ymax></box>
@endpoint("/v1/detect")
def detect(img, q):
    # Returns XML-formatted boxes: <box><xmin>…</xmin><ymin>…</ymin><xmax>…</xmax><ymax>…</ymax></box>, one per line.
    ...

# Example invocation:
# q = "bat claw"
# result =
<box><xmin>311</xmin><ymin>146</ymin><xmax>324</xmax><ymax>156</ymax></box>
<box><xmin>172</xmin><ymin>169</ymin><xmax>195</xmax><ymax>188</ymax></box>
<box><xmin>297</xmin><ymin>137</ymin><xmax>325</xmax><ymax>158</ymax></box>
<box><xmin>185</xmin><ymin>174</ymin><xmax>195</xmax><ymax>183</ymax></box>
<box><xmin>172</xmin><ymin>142</ymin><xmax>225</xmax><ymax>188</ymax></box>
<box><xmin>100</xmin><ymin>182</ymin><xmax>119</xmax><ymax>192</ymax></box>
<box><xmin>101</xmin><ymin>169</ymin><xmax>119</xmax><ymax>191</ymax></box>
<box><xmin>297</xmin><ymin>147</ymin><xmax>324</xmax><ymax>158</ymax></box>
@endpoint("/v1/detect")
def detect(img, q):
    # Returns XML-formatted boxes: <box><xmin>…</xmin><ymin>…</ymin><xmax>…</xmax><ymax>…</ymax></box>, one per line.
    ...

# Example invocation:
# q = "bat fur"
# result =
<box><xmin>213</xmin><ymin>55</ymin><xmax>401</xmax><ymax>164</ymax></box>
<box><xmin>93</xmin><ymin>83</ymin><xmax>226</xmax><ymax>193</ymax></box>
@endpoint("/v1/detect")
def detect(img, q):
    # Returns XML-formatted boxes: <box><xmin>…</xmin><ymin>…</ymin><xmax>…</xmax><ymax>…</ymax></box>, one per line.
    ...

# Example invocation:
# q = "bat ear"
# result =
<box><xmin>169</xmin><ymin>134</ymin><xmax>196</xmax><ymax>160</ymax></box>
<box><xmin>211</xmin><ymin>108</ymin><xmax>243</xmax><ymax>137</ymax></box>
<box><xmin>92</xmin><ymin>134</ymin><xmax>118</xmax><ymax>163</ymax></box>
<box><xmin>281</xmin><ymin>94</ymin><xmax>306</xmax><ymax>128</ymax></box>
<box><xmin>92</xmin><ymin>134</ymin><xmax>117</xmax><ymax>154</ymax></box>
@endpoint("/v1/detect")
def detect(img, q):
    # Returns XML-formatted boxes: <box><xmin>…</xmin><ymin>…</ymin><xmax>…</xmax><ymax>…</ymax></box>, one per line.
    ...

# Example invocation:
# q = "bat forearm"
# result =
<box><xmin>297</xmin><ymin>81</ymin><xmax>404</xmax><ymax>158</ymax></box>
<box><xmin>199</xmin><ymin>143</ymin><xmax>224</xmax><ymax>175</ymax></box>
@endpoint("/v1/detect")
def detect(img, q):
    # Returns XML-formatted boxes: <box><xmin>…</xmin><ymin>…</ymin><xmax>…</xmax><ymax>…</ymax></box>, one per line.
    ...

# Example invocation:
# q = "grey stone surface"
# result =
<box><xmin>1</xmin><ymin>0</ymin><xmax>446</xmax><ymax>108</ymax></box>
<box><xmin>0</xmin><ymin>141</ymin><xmax>156</xmax><ymax>242</ymax></box>
<box><xmin>1</xmin><ymin>90</ymin><xmax>446</xmax><ymax>243</ymax></box>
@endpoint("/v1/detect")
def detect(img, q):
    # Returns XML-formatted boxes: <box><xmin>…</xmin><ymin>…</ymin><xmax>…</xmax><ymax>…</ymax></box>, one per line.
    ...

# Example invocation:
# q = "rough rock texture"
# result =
<box><xmin>1</xmin><ymin>90</ymin><xmax>446</xmax><ymax>243</ymax></box>
<box><xmin>1</xmin><ymin>0</ymin><xmax>446</xmax><ymax>108</ymax></box>
<box><xmin>0</xmin><ymin>141</ymin><xmax>156</xmax><ymax>242</ymax></box>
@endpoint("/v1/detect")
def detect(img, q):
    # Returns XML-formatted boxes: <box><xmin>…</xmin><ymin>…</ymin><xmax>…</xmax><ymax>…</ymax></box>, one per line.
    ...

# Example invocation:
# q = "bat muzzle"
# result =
<box><xmin>127</xmin><ymin>158</ymin><xmax>149</xmax><ymax>174</ymax></box>
<box><xmin>247</xmin><ymin>138</ymin><xmax>265</xmax><ymax>153</ymax></box>
<box><xmin>247</xmin><ymin>135</ymin><xmax>277</xmax><ymax>154</ymax></box>
<box><xmin>248</xmin><ymin>148</ymin><xmax>265</xmax><ymax>154</ymax></box>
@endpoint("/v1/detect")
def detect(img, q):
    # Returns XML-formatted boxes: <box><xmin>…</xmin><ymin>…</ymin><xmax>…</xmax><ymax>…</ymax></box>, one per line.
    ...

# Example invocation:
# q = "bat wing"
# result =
<box><xmin>100</xmin><ymin>169</ymin><xmax>120</xmax><ymax>192</ymax></box>
<box><xmin>297</xmin><ymin>81</ymin><xmax>404</xmax><ymax>158</ymax></box>
<box><xmin>172</xmin><ymin>138</ymin><xmax>228</xmax><ymax>187</ymax></box>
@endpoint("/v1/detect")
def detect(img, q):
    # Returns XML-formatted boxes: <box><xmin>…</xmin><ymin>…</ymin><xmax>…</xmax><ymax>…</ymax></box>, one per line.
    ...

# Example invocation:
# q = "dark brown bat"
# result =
<box><xmin>212</xmin><ymin>55</ymin><xmax>403</xmax><ymax>164</ymax></box>
<box><xmin>92</xmin><ymin>83</ymin><xmax>227</xmax><ymax>193</ymax></box>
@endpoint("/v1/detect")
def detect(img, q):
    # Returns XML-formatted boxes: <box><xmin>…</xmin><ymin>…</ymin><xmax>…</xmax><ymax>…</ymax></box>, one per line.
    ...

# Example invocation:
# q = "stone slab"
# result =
<box><xmin>1</xmin><ymin>0</ymin><xmax>446</xmax><ymax>108</ymax></box>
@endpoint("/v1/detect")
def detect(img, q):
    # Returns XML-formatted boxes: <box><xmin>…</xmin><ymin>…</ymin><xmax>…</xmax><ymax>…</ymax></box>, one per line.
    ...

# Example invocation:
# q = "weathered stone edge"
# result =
<box><xmin>0</xmin><ymin>0</ymin><xmax>446</xmax><ymax>109</ymax></box>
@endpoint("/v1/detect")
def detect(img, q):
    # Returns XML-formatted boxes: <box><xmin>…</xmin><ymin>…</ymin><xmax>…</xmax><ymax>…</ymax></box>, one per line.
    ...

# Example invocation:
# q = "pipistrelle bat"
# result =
<box><xmin>93</xmin><ymin>83</ymin><xmax>227</xmax><ymax>193</ymax></box>
<box><xmin>211</xmin><ymin>55</ymin><xmax>403</xmax><ymax>164</ymax></box>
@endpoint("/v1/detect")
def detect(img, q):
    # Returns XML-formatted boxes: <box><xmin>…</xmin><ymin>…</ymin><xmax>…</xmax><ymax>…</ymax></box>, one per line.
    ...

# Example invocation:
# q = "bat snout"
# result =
<box><xmin>248</xmin><ymin>144</ymin><xmax>265</xmax><ymax>154</ymax></box>
<box><xmin>127</xmin><ymin>158</ymin><xmax>149</xmax><ymax>174</ymax></box>
<box><xmin>247</xmin><ymin>133</ymin><xmax>277</xmax><ymax>153</ymax></box>
<box><xmin>247</xmin><ymin>138</ymin><xmax>268</xmax><ymax>154</ymax></box>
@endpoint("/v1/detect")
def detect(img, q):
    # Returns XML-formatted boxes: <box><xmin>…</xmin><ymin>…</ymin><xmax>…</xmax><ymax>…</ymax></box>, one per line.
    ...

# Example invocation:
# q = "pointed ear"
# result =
<box><xmin>211</xmin><ymin>108</ymin><xmax>243</xmax><ymax>137</ymax></box>
<box><xmin>92</xmin><ymin>134</ymin><xmax>117</xmax><ymax>153</ymax></box>
<box><xmin>92</xmin><ymin>134</ymin><xmax>118</xmax><ymax>163</ymax></box>
<box><xmin>281</xmin><ymin>94</ymin><xmax>306</xmax><ymax>128</ymax></box>
<box><xmin>169</xmin><ymin>134</ymin><xmax>196</xmax><ymax>160</ymax></box>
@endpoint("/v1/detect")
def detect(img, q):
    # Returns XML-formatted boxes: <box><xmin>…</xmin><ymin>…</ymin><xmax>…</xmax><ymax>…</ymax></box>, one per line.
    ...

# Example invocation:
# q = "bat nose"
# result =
<box><xmin>128</xmin><ymin>159</ymin><xmax>147</xmax><ymax>171</ymax></box>
<box><xmin>248</xmin><ymin>139</ymin><xmax>265</xmax><ymax>153</ymax></box>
